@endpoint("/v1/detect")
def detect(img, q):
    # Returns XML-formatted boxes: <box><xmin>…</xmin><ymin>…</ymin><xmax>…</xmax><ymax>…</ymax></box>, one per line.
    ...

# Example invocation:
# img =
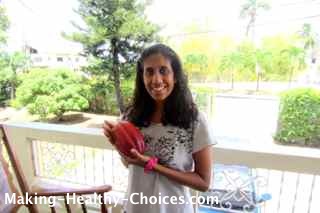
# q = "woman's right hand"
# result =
<box><xmin>103</xmin><ymin>120</ymin><xmax>116</xmax><ymax>145</ymax></box>
<box><xmin>103</xmin><ymin>120</ymin><xmax>129</xmax><ymax>168</ymax></box>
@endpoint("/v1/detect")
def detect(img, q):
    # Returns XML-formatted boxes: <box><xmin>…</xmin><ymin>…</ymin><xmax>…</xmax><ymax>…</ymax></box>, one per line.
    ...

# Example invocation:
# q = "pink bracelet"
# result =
<box><xmin>144</xmin><ymin>157</ymin><xmax>158</xmax><ymax>173</ymax></box>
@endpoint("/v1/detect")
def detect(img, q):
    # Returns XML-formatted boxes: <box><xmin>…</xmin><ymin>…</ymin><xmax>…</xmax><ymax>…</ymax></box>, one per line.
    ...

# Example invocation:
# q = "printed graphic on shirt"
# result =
<box><xmin>142</xmin><ymin>124</ymin><xmax>195</xmax><ymax>167</ymax></box>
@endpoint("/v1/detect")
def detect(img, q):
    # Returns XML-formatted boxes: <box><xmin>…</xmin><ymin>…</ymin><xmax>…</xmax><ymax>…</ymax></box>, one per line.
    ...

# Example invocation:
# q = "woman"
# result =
<box><xmin>103</xmin><ymin>44</ymin><xmax>216</xmax><ymax>213</ymax></box>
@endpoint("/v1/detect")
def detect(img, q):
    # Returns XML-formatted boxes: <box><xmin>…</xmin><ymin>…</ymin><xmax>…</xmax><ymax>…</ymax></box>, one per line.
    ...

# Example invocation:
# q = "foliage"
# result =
<box><xmin>86</xmin><ymin>76</ymin><xmax>134</xmax><ymax>115</ymax></box>
<box><xmin>297</xmin><ymin>23</ymin><xmax>319</xmax><ymax>53</ymax></box>
<box><xmin>183</xmin><ymin>53</ymin><xmax>208</xmax><ymax>80</ymax></box>
<box><xmin>0</xmin><ymin>53</ymin><xmax>11</xmax><ymax>104</ymax></box>
<box><xmin>275</xmin><ymin>88</ymin><xmax>320</xmax><ymax>146</ymax></box>
<box><xmin>121</xmin><ymin>79</ymin><xmax>135</xmax><ymax>106</ymax></box>
<box><xmin>174</xmin><ymin>29</ymin><xmax>236</xmax><ymax>82</ymax></box>
<box><xmin>65</xmin><ymin>0</ymin><xmax>159</xmax><ymax>112</ymax></box>
<box><xmin>259</xmin><ymin>35</ymin><xmax>306</xmax><ymax>81</ymax></box>
<box><xmin>178</xmin><ymin>35</ymin><xmax>215</xmax><ymax>81</ymax></box>
<box><xmin>13</xmin><ymin>69</ymin><xmax>89</xmax><ymax>120</ymax></box>
<box><xmin>173</xmin><ymin>18</ymin><xmax>308</xmax><ymax>84</ymax></box>
<box><xmin>219</xmin><ymin>49</ymin><xmax>243</xmax><ymax>88</ymax></box>
<box><xmin>86</xmin><ymin>76</ymin><xmax>115</xmax><ymax>114</ymax></box>
<box><xmin>219</xmin><ymin>41</ymin><xmax>256</xmax><ymax>88</ymax></box>
<box><xmin>0</xmin><ymin>51</ymin><xmax>29</xmax><ymax>103</ymax></box>
<box><xmin>280</xmin><ymin>45</ymin><xmax>306</xmax><ymax>83</ymax></box>
<box><xmin>190</xmin><ymin>84</ymin><xmax>215</xmax><ymax>115</ymax></box>
<box><xmin>0</xmin><ymin>5</ymin><xmax>9</xmax><ymax>45</ymax></box>
<box><xmin>0</xmin><ymin>5</ymin><xmax>10</xmax><ymax>105</ymax></box>
<box><xmin>0</xmin><ymin>6</ymin><xmax>29</xmax><ymax>104</ymax></box>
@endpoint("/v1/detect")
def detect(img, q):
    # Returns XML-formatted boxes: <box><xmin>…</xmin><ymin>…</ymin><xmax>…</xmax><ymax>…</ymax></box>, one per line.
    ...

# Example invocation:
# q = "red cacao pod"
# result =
<box><xmin>110</xmin><ymin>121</ymin><xmax>145</xmax><ymax>158</ymax></box>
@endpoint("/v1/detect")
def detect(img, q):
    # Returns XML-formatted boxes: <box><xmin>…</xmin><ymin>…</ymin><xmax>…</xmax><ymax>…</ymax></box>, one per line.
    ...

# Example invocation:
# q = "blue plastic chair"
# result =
<box><xmin>198</xmin><ymin>164</ymin><xmax>271</xmax><ymax>213</ymax></box>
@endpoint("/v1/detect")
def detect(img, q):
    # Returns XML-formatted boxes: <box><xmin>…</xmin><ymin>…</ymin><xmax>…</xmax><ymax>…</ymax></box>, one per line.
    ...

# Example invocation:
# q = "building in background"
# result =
<box><xmin>24</xmin><ymin>45</ymin><xmax>87</xmax><ymax>71</ymax></box>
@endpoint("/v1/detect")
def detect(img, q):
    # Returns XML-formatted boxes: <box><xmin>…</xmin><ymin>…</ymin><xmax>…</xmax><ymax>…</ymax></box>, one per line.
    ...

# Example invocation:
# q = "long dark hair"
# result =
<box><xmin>125</xmin><ymin>44</ymin><xmax>198</xmax><ymax>129</ymax></box>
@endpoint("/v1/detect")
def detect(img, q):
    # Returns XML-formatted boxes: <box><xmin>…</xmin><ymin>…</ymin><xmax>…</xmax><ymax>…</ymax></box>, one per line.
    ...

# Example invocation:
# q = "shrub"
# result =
<box><xmin>13</xmin><ymin>68</ymin><xmax>89</xmax><ymax>120</ymax></box>
<box><xmin>86</xmin><ymin>76</ymin><xmax>117</xmax><ymax>114</ymax></box>
<box><xmin>121</xmin><ymin>80</ymin><xmax>134</xmax><ymax>107</ymax></box>
<box><xmin>86</xmin><ymin>77</ymin><xmax>134</xmax><ymax>115</ymax></box>
<box><xmin>275</xmin><ymin>88</ymin><xmax>320</xmax><ymax>147</ymax></box>
<box><xmin>190</xmin><ymin>85</ymin><xmax>215</xmax><ymax>115</ymax></box>
<box><xmin>0</xmin><ymin>66</ymin><xmax>12</xmax><ymax>105</ymax></box>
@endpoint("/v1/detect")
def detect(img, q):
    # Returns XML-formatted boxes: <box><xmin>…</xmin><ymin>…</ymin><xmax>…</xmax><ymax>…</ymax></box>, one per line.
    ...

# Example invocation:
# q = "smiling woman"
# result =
<box><xmin>103</xmin><ymin>44</ymin><xmax>217</xmax><ymax>213</ymax></box>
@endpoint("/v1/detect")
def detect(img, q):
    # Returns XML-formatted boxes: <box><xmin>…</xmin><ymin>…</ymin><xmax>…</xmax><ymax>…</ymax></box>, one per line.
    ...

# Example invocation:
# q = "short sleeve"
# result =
<box><xmin>192</xmin><ymin>112</ymin><xmax>217</xmax><ymax>153</ymax></box>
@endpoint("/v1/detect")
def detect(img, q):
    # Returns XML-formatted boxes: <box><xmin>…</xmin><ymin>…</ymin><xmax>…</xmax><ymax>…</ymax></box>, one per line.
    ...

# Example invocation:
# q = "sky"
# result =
<box><xmin>3</xmin><ymin>0</ymin><xmax>320</xmax><ymax>53</ymax></box>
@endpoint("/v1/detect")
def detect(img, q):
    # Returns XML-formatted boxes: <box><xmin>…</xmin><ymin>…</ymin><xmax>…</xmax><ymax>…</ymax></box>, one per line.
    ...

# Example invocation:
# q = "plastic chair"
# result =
<box><xmin>198</xmin><ymin>164</ymin><xmax>271</xmax><ymax>213</ymax></box>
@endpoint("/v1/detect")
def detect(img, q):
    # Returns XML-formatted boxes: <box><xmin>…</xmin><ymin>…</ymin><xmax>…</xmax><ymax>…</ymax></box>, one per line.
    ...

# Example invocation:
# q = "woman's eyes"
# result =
<box><xmin>145</xmin><ymin>67</ymin><xmax>169</xmax><ymax>76</ymax></box>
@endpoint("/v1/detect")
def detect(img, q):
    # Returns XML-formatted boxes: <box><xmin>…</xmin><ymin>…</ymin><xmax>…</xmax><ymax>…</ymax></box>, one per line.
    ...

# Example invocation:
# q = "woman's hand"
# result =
<box><xmin>103</xmin><ymin>121</ymin><xmax>150</xmax><ymax>168</ymax></box>
<box><xmin>123</xmin><ymin>149</ymin><xmax>151</xmax><ymax>167</ymax></box>
<box><xmin>103</xmin><ymin>120</ymin><xmax>130</xmax><ymax>167</ymax></box>
<box><xmin>103</xmin><ymin>120</ymin><xmax>116</xmax><ymax>145</ymax></box>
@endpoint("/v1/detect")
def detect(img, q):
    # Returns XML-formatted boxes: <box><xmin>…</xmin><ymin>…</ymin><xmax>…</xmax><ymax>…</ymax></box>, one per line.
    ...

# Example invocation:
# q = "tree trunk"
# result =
<box><xmin>256</xmin><ymin>72</ymin><xmax>260</xmax><ymax>91</ymax></box>
<box><xmin>245</xmin><ymin>22</ymin><xmax>251</xmax><ymax>37</ymax></box>
<box><xmin>111</xmin><ymin>38</ymin><xmax>125</xmax><ymax>113</ymax></box>
<box><xmin>10</xmin><ymin>79</ymin><xmax>15</xmax><ymax>100</ymax></box>
<box><xmin>288</xmin><ymin>69</ymin><xmax>293</xmax><ymax>88</ymax></box>
<box><xmin>10</xmin><ymin>64</ymin><xmax>16</xmax><ymax>100</ymax></box>
<box><xmin>231</xmin><ymin>71</ymin><xmax>234</xmax><ymax>90</ymax></box>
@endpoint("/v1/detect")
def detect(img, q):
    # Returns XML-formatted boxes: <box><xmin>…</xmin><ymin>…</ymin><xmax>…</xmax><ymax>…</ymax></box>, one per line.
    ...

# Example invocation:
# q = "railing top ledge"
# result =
<box><xmin>2</xmin><ymin>121</ymin><xmax>320</xmax><ymax>174</ymax></box>
<box><xmin>1</xmin><ymin>121</ymin><xmax>103</xmax><ymax>136</ymax></box>
<box><xmin>216</xmin><ymin>140</ymin><xmax>320</xmax><ymax>160</ymax></box>
<box><xmin>3</xmin><ymin>121</ymin><xmax>320</xmax><ymax>160</ymax></box>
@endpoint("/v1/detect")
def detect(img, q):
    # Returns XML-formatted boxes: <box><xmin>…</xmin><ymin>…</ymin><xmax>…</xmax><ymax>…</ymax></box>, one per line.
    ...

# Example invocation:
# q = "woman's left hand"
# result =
<box><xmin>122</xmin><ymin>149</ymin><xmax>151</xmax><ymax>167</ymax></box>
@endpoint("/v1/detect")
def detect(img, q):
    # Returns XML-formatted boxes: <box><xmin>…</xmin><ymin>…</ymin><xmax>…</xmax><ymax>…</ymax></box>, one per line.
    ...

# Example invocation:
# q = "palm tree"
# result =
<box><xmin>240</xmin><ymin>0</ymin><xmax>271</xmax><ymax>38</ymax></box>
<box><xmin>298</xmin><ymin>23</ymin><xmax>319</xmax><ymax>64</ymax></box>
<box><xmin>184</xmin><ymin>53</ymin><xmax>208</xmax><ymax>82</ymax></box>
<box><xmin>255</xmin><ymin>47</ymin><xmax>274</xmax><ymax>91</ymax></box>
<box><xmin>281</xmin><ymin>46</ymin><xmax>306</xmax><ymax>87</ymax></box>
<box><xmin>219</xmin><ymin>51</ymin><xmax>243</xmax><ymax>90</ymax></box>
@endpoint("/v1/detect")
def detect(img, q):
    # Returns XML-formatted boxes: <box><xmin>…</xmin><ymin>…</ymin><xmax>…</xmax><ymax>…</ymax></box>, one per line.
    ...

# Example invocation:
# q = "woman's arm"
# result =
<box><xmin>127</xmin><ymin>146</ymin><xmax>213</xmax><ymax>192</ymax></box>
<box><xmin>155</xmin><ymin>146</ymin><xmax>212</xmax><ymax>192</ymax></box>
<box><xmin>103</xmin><ymin>120</ymin><xmax>213</xmax><ymax>191</ymax></box>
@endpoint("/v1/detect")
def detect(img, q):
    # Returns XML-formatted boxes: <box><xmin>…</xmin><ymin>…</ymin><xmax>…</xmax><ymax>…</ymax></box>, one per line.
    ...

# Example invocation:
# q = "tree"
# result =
<box><xmin>0</xmin><ymin>5</ymin><xmax>29</xmax><ymax>104</ymax></box>
<box><xmin>259</xmin><ymin>35</ymin><xmax>291</xmax><ymax>80</ymax></box>
<box><xmin>175</xmin><ymin>28</ymin><xmax>234</xmax><ymax>82</ymax></box>
<box><xmin>255</xmin><ymin>48</ymin><xmax>271</xmax><ymax>90</ymax></box>
<box><xmin>240</xmin><ymin>0</ymin><xmax>270</xmax><ymax>38</ymax></box>
<box><xmin>219</xmin><ymin>49</ymin><xmax>243</xmax><ymax>90</ymax></box>
<box><xmin>183</xmin><ymin>53</ymin><xmax>208</xmax><ymax>81</ymax></box>
<box><xmin>66</xmin><ymin>0</ymin><xmax>159</xmax><ymax>113</ymax></box>
<box><xmin>14</xmin><ymin>69</ymin><xmax>90</xmax><ymax>120</ymax></box>
<box><xmin>281</xmin><ymin>46</ymin><xmax>305</xmax><ymax>86</ymax></box>
<box><xmin>0</xmin><ymin>52</ymin><xmax>29</xmax><ymax>100</ymax></box>
<box><xmin>0</xmin><ymin>5</ymin><xmax>10</xmax><ymax>104</ymax></box>
<box><xmin>297</xmin><ymin>23</ymin><xmax>319</xmax><ymax>64</ymax></box>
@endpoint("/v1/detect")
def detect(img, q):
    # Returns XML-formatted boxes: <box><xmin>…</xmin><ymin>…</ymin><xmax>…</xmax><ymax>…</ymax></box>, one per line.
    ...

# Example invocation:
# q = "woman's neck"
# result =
<box><xmin>150</xmin><ymin>102</ymin><xmax>164</xmax><ymax>123</ymax></box>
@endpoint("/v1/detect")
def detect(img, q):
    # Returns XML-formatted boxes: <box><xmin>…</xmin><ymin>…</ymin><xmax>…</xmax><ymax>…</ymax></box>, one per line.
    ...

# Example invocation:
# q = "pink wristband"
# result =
<box><xmin>144</xmin><ymin>157</ymin><xmax>158</xmax><ymax>173</ymax></box>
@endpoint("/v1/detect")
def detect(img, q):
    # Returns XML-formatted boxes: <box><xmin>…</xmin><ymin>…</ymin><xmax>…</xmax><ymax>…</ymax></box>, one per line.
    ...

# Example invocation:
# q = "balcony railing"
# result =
<box><xmin>2</xmin><ymin>121</ymin><xmax>320</xmax><ymax>213</ymax></box>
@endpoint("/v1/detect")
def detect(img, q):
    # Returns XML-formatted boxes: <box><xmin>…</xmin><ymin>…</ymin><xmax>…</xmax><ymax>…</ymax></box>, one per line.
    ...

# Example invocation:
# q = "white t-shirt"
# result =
<box><xmin>124</xmin><ymin>112</ymin><xmax>217</xmax><ymax>213</ymax></box>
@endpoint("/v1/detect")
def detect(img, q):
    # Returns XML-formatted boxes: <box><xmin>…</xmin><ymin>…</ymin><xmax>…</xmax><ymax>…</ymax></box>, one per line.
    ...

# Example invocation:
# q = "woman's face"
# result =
<box><xmin>142</xmin><ymin>53</ymin><xmax>175</xmax><ymax>105</ymax></box>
